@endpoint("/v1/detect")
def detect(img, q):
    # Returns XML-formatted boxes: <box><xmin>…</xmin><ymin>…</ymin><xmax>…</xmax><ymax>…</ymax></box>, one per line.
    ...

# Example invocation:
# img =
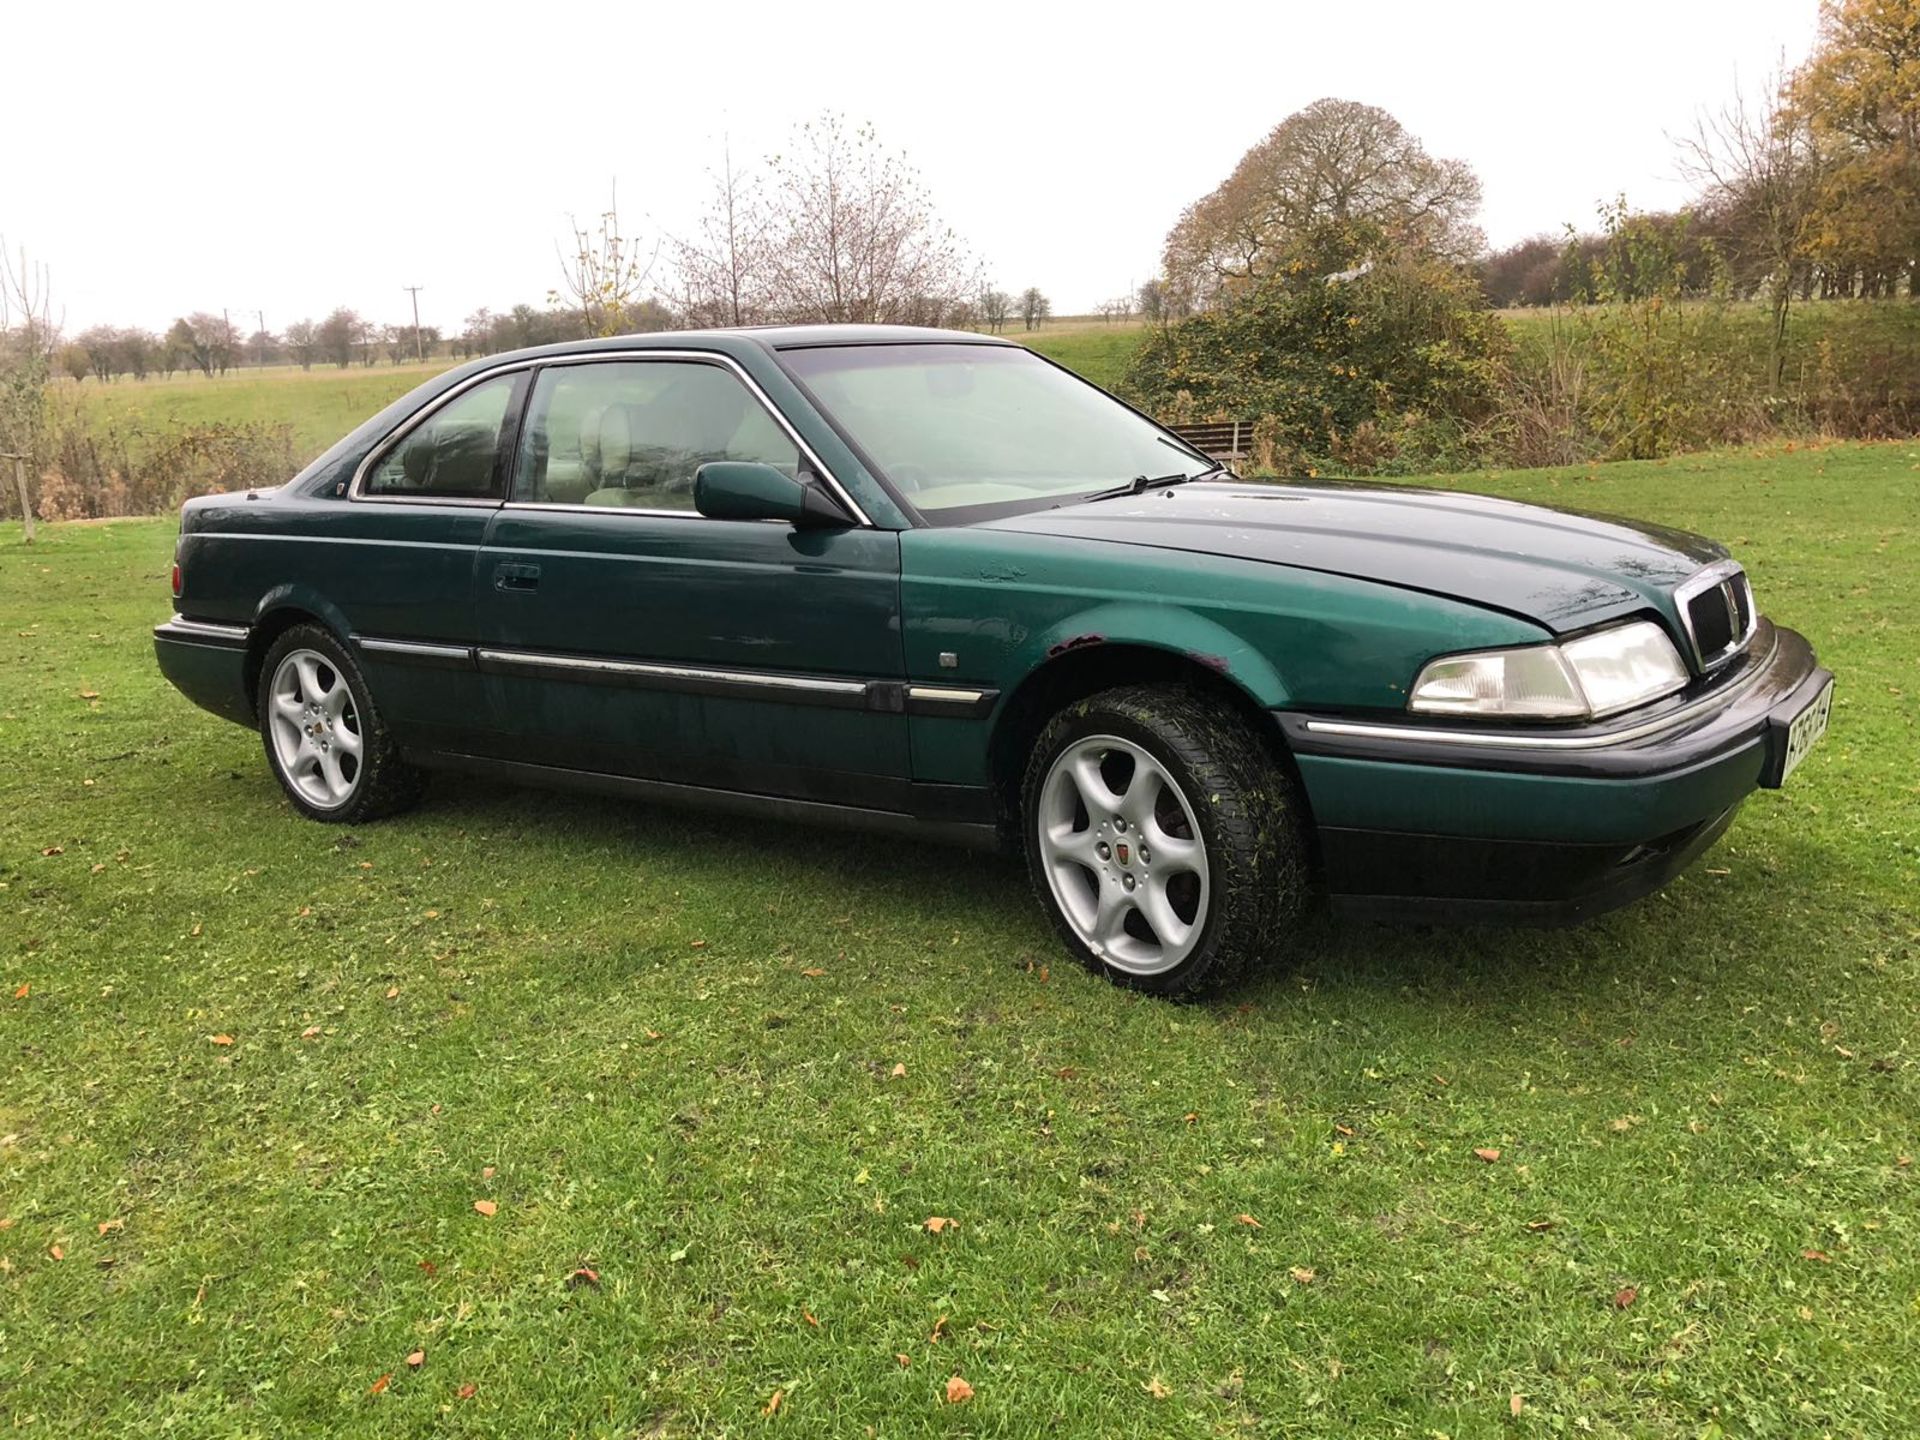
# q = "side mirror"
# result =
<box><xmin>694</xmin><ymin>461</ymin><xmax>852</xmax><ymax>529</ymax></box>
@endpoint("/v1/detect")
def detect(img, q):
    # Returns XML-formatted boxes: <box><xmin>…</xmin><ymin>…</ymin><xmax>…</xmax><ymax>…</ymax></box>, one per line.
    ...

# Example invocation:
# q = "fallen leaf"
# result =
<box><xmin>40</xmin><ymin>846</ymin><xmax>63</xmax><ymax>857</ymax></box>
<box><xmin>763</xmin><ymin>1388</ymin><xmax>783</xmax><ymax>1417</ymax></box>
<box><xmin>190</xmin><ymin>923</ymin><xmax>202</xmax><ymax>937</ymax></box>
<box><xmin>1802</xmin><ymin>1248</ymin><xmax>1833</xmax><ymax>1264</ymax></box>
<box><xmin>929</xmin><ymin>1314</ymin><xmax>949</xmax><ymax>1343</ymax></box>
<box><xmin>385</xmin><ymin>986</ymin><xmax>399</xmax><ymax>999</ymax></box>
<box><xmin>49</xmin><ymin>1244</ymin><xmax>64</xmax><ymax>1260</ymax></box>
<box><xmin>945</xmin><ymin>1375</ymin><xmax>974</xmax><ymax>1404</ymax></box>
<box><xmin>456</xmin><ymin>1383</ymin><xmax>476</xmax><ymax>1400</ymax></box>
<box><xmin>923</xmin><ymin>1216</ymin><xmax>956</xmax><ymax>1234</ymax></box>
<box><xmin>89</xmin><ymin>863</ymin><xmax>105</xmax><ymax>875</ymax></box>
<box><xmin>1182</xmin><ymin>1112</ymin><xmax>1198</xmax><ymax>1124</ymax></box>
<box><xmin>1524</xmin><ymin>1218</ymin><xmax>1556</xmax><ymax>1233</ymax></box>
<box><xmin>895</xmin><ymin>1352</ymin><xmax>911</xmax><ymax>1368</ymax></box>
<box><xmin>800</xmin><ymin>967</ymin><xmax>825</xmax><ymax>978</ymax></box>
<box><xmin>1144</xmin><ymin>1375</ymin><xmax>1171</xmax><ymax>1399</ymax></box>
<box><xmin>644</xmin><ymin>1029</ymin><xmax>662</xmax><ymax>1041</ymax></box>
<box><xmin>482</xmin><ymin>1166</ymin><xmax>496</xmax><ymax>1179</ymax></box>
<box><xmin>406</xmin><ymin>1350</ymin><xmax>425</xmax><ymax>1369</ymax></box>
<box><xmin>78</xmin><ymin>689</ymin><xmax>100</xmax><ymax>700</ymax></box>
<box><xmin>369</xmin><ymin>1374</ymin><xmax>391</xmax><ymax>1395</ymax></box>
<box><xmin>472</xmin><ymin>1200</ymin><xmax>497</xmax><ymax>1218</ymax></box>
<box><xmin>1898</xmin><ymin>1155</ymin><xmax>1912</xmax><ymax>1168</ymax></box>
<box><xmin>1054</xmin><ymin>1066</ymin><xmax>1079</xmax><ymax>1079</ymax></box>
<box><xmin>418</xmin><ymin>1260</ymin><xmax>437</xmax><ymax>1275</ymax></box>
<box><xmin>12</xmin><ymin>984</ymin><xmax>27</xmax><ymax>1000</ymax></box>
<box><xmin>1473</xmin><ymin>1147</ymin><xmax>1501</xmax><ymax>1163</ymax></box>
<box><xmin>209</xmin><ymin>1034</ymin><xmax>234</xmax><ymax>1047</ymax></box>
<box><xmin>1235</xmin><ymin>1213</ymin><xmax>1262</xmax><ymax>1229</ymax></box>
<box><xmin>0</xmin><ymin>1218</ymin><xmax>14</xmax><ymax>1230</ymax></box>
<box><xmin>568</xmin><ymin>1267</ymin><xmax>600</xmax><ymax>1289</ymax></box>
<box><xmin>424</xmin><ymin>909</ymin><xmax>440</xmax><ymax>920</ymax></box>
<box><xmin>1038</xmin><ymin>965</ymin><xmax>1049</xmax><ymax>982</ymax></box>
<box><xmin>689</xmin><ymin>939</ymin><xmax>707</xmax><ymax>950</ymax></box>
<box><xmin>96</xmin><ymin>1219</ymin><xmax>123</xmax><ymax>1236</ymax></box>
<box><xmin>1511</xmin><ymin>1393</ymin><xmax>1525</xmax><ymax>1416</ymax></box>
<box><xmin>1614</xmin><ymin>1286</ymin><xmax>1638</xmax><ymax>1309</ymax></box>
<box><xmin>1289</xmin><ymin>1266</ymin><xmax>1316</xmax><ymax>1285</ymax></box>
<box><xmin>1334</xmin><ymin>1123</ymin><xmax>1354</xmax><ymax>1137</ymax></box>
<box><xmin>889</xmin><ymin>1063</ymin><xmax>906</xmax><ymax>1079</ymax></box>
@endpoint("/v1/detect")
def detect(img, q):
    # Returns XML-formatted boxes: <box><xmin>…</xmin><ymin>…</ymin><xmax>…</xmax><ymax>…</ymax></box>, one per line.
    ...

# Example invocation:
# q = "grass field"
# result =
<box><xmin>2</xmin><ymin>442</ymin><xmax>1916</xmax><ymax>1437</ymax></box>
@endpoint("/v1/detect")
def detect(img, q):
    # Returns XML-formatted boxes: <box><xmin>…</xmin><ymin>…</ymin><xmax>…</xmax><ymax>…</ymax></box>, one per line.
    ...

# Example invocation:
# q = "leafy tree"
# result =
<box><xmin>1125</xmin><ymin>221</ymin><xmax>1508</xmax><ymax>472</ymax></box>
<box><xmin>316</xmin><ymin>308</ymin><xmax>358</xmax><ymax>369</ymax></box>
<box><xmin>1789</xmin><ymin>0</ymin><xmax>1920</xmax><ymax>296</ymax></box>
<box><xmin>1162</xmin><ymin>99</ymin><xmax>1483</xmax><ymax>310</ymax></box>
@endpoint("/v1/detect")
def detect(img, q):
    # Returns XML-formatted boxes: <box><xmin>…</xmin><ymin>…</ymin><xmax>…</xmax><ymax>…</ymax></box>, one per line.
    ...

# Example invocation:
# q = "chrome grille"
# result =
<box><xmin>1674</xmin><ymin>561</ymin><xmax>1756</xmax><ymax>671</ymax></box>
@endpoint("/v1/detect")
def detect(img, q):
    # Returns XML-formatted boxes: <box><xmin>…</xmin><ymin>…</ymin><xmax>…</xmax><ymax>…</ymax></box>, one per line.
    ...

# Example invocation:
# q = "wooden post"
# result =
<box><xmin>2</xmin><ymin>453</ymin><xmax>32</xmax><ymax>543</ymax></box>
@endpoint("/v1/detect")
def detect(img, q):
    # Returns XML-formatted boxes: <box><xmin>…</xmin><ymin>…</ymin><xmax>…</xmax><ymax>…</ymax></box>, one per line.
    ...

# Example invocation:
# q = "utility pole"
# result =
<box><xmin>256</xmin><ymin>309</ymin><xmax>268</xmax><ymax>369</ymax></box>
<box><xmin>403</xmin><ymin>285</ymin><xmax>424</xmax><ymax>362</ymax></box>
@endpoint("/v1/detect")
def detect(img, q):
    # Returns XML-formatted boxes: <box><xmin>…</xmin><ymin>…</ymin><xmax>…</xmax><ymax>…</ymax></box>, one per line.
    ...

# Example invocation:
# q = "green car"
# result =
<box><xmin>154</xmin><ymin>326</ymin><xmax>1834</xmax><ymax>994</ymax></box>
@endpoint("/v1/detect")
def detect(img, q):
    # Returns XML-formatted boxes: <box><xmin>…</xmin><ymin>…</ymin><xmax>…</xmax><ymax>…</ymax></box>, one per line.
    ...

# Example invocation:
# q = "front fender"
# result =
<box><xmin>1021</xmin><ymin>602</ymin><xmax>1291</xmax><ymax>708</ymax></box>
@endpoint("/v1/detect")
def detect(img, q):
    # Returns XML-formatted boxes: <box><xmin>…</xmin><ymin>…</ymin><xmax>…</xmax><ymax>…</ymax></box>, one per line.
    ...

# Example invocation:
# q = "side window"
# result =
<box><xmin>512</xmin><ymin>360</ymin><xmax>800</xmax><ymax>509</ymax></box>
<box><xmin>364</xmin><ymin>375</ymin><xmax>518</xmax><ymax>499</ymax></box>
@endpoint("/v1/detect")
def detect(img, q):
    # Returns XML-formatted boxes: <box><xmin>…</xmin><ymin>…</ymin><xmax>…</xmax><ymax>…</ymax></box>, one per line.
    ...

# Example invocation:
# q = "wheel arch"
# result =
<box><xmin>243</xmin><ymin>586</ymin><xmax>356</xmax><ymax>707</ymax></box>
<box><xmin>986</xmin><ymin>623</ymin><xmax>1305</xmax><ymax>831</ymax></box>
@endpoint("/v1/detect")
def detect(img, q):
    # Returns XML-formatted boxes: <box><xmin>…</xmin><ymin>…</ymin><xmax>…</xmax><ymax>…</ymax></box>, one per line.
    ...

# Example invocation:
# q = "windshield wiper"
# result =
<box><xmin>1077</xmin><ymin>464</ymin><xmax>1231</xmax><ymax>505</ymax></box>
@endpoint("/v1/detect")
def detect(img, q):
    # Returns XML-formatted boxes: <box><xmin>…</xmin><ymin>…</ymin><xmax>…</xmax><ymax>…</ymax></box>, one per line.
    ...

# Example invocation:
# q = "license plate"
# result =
<box><xmin>1778</xmin><ymin>678</ymin><xmax>1834</xmax><ymax>784</ymax></box>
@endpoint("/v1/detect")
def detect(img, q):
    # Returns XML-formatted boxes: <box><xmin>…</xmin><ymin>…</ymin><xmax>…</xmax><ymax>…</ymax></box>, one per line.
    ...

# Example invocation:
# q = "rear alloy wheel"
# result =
<box><xmin>1021</xmin><ymin>685</ymin><xmax>1308</xmax><ymax>995</ymax></box>
<box><xmin>258</xmin><ymin>625</ymin><xmax>423</xmax><ymax>823</ymax></box>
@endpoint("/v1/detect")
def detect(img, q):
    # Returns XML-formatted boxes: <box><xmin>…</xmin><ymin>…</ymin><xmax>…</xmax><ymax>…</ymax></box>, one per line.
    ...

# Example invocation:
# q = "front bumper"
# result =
<box><xmin>1275</xmin><ymin>620</ymin><xmax>1830</xmax><ymax>923</ymax></box>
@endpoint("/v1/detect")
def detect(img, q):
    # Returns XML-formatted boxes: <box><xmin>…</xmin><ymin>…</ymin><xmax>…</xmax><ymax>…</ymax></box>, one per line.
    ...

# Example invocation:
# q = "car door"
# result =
<box><xmin>331</xmin><ymin>369</ymin><xmax>525</xmax><ymax>752</ymax></box>
<box><xmin>473</xmin><ymin>354</ymin><xmax>911</xmax><ymax>809</ymax></box>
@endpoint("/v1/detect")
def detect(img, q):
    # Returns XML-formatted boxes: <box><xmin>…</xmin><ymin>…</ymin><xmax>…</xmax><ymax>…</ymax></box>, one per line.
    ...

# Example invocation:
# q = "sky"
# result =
<box><xmin>3</xmin><ymin>0</ymin><xmax>1823</xmax><ymax>336</ymax></box>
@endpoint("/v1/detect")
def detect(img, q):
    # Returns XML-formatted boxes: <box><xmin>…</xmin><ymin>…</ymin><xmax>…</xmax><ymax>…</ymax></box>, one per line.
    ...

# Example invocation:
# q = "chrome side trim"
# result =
<box><xmin>355</xmin><ymin>636</ymin><xmax>475</xmax><ymax>669</ymax></box>
<box><xmin>478</xmin><ymin>649</ymin><xmax>866</xmax><ymax>694</ymax></box>
<box><xmin>1674</xmin><ymin>558</ymin><xmax>1758</xmax><ymax>672</ymax></box>
<box><xmin>907</xmin><ymin>685</ymin><xmax>990</xmax><ymax>704</ymax></box>
<box><xmin>347</xmin><ymin>350</ymin><xmax>873</xmax><ymax>527</ymax></box>
<box><xmin>154</xmin><ymin>617</ymin><xmax>249</xmax><ymax>648</ymax></box>
<box><xmin>1303</xmin><ymin>628</ymin><xmax>1777</xmax><ymax>751</ymax></box>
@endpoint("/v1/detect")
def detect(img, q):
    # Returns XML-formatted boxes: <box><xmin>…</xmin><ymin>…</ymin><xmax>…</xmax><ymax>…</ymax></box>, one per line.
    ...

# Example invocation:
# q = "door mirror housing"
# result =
<box><xmin>694</xmin><ymin>462</ymin><xmax>852</xmax><ymax>529</ymax></box>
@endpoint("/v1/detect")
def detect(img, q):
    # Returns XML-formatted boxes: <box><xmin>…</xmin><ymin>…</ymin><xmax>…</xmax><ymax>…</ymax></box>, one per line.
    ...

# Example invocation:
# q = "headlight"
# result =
<box><xmin>1411</xmin><ymin>621</ymin><xmax>1688</xmax><ymax>720</ymax></box>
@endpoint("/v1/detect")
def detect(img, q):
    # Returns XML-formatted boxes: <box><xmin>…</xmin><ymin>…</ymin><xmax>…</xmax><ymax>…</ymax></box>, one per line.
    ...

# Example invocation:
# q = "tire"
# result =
<box><xmin>1020</xmin><ymin>684</ymin><xmax>1309</xmax><ymax>996</ymax></box>
<box><xmin>256</xmin><ymin>624</ymin><xmax>424</xmax><ymax>824</ymax></box>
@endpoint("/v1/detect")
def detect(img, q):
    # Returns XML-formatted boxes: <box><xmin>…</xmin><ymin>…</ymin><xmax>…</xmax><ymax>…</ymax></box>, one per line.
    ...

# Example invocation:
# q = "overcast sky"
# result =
<box><xmin>4</xmin><ymin>0</ymin><xmax>1821</xmax><ymax>335</ymax></box>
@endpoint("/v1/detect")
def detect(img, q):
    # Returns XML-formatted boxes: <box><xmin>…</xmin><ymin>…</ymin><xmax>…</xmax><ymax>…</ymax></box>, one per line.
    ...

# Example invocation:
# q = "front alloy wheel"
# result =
<box><xmin>1021</xmin><ymin>684</ymin><xmax>1308</xmax><ymax>995</ymax></box>
<box><xmin>1037</xmin><ymin>735</ymin><xmax>1211</xmax><ymax>974</ymax></box>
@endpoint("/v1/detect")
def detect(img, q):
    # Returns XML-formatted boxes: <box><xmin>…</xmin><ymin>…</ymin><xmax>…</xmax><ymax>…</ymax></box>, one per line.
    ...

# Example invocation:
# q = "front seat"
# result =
<box><xmin>582</xmin><ymin>404</ymin><xmax>650</xmax><ymax>508</ymax></box>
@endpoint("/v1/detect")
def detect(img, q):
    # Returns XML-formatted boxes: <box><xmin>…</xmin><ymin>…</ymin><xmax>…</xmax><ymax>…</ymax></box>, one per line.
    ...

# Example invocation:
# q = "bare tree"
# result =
<box><xmin>284</xmin><ymin>319</ymin><xmax>317</xmax><ymax>370</ymax></box>
<box><xmin>1019</xmin><ymin>287</ymin><xmax>1051</xmax><ymax>330</ymax></box>
<box><xmin>757</xmin><ymin>114</ymin><xmax>981</xmax><ymax>325</ymax></box>
<box><xmin>978</xmin><ymin>287</ymin><xmax>1012</xmax><ymax>333</ymax></box>
<box><xmin>0</xmin><ymin>241</ymin><xmax>57</xmax><ymax>539</ymax></box>
<box><xmin>1681</xmin><ymin>68</ymin><xmax>1823</xmax><ymax>389</ymax></box>
<box><xmin>553</xmin><ymin>184</ymin><xmax>660</xmax><ymax>337</ymax></box>
<box><xmin>673</xmin><ymin>140</ymin><xmax>772</xmax><ymax>327</ymax></box>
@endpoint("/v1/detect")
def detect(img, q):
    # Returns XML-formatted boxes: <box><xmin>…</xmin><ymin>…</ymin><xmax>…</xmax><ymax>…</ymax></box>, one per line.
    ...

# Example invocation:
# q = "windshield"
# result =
<box><xmin>779</xmin><ymin>343</ymin><xmax>1210</xmax><ymax>520</ymax></box>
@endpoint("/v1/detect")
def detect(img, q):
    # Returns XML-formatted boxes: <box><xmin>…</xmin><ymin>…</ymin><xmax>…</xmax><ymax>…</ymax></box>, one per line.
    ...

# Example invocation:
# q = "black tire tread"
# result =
<box><xmin>1019</xmin><ymin>683</ymin><xmax>1308</xmax><ymax>996</ymax></box>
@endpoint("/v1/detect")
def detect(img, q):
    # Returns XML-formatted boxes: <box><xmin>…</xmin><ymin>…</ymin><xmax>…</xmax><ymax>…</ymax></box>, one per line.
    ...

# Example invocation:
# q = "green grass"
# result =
<box><xmin>64</xmin><ymin>361</ymin><xmax>456</xmax><ymax>463</ymax></box>
<box><xmin>2</xmin><ymin>443</ymin><xmax>1916</xmax><ymax>1437</ymax></box>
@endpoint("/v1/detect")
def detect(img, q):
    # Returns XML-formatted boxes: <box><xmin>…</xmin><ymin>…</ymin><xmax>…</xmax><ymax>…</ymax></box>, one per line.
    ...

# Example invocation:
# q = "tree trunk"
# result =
<box><xmin>11</xmin><ymin>456</ymin><xmax>34</xmax><ymax>543</ymax></box>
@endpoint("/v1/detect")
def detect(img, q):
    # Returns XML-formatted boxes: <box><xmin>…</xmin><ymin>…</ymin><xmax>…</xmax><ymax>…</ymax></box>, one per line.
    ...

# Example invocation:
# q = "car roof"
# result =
<box><xmin>478</xmin><ymin>322</ymin><xmax>1015</xmax><ymax>368</ymax></box>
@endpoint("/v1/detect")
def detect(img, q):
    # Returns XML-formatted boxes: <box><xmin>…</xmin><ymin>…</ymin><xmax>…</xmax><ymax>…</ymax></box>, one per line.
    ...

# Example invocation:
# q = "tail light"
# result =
<box><xmin>171</xmin><ymin>562</ymin><xmax>182</xmax><ymax>599</ymax></box>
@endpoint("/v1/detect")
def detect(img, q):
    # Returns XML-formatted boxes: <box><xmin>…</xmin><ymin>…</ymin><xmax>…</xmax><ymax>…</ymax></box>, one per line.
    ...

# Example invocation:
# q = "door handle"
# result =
<box><xmin>493</xmin><ymin>562</ymin><xmax>541</xmax><ymax>593</ymax></box>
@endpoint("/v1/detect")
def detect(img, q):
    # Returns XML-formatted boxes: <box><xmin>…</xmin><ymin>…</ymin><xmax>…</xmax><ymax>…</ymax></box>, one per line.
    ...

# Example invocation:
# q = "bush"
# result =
<box><xmin>33</xmin><ymin>396</ymin><xmax>296</xmax><ymax>521</ymax></box>
<box><xmin>1123</xmin><ymin>244</ymin><xmax>1509</xmax><ymax>473</ymax></box>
